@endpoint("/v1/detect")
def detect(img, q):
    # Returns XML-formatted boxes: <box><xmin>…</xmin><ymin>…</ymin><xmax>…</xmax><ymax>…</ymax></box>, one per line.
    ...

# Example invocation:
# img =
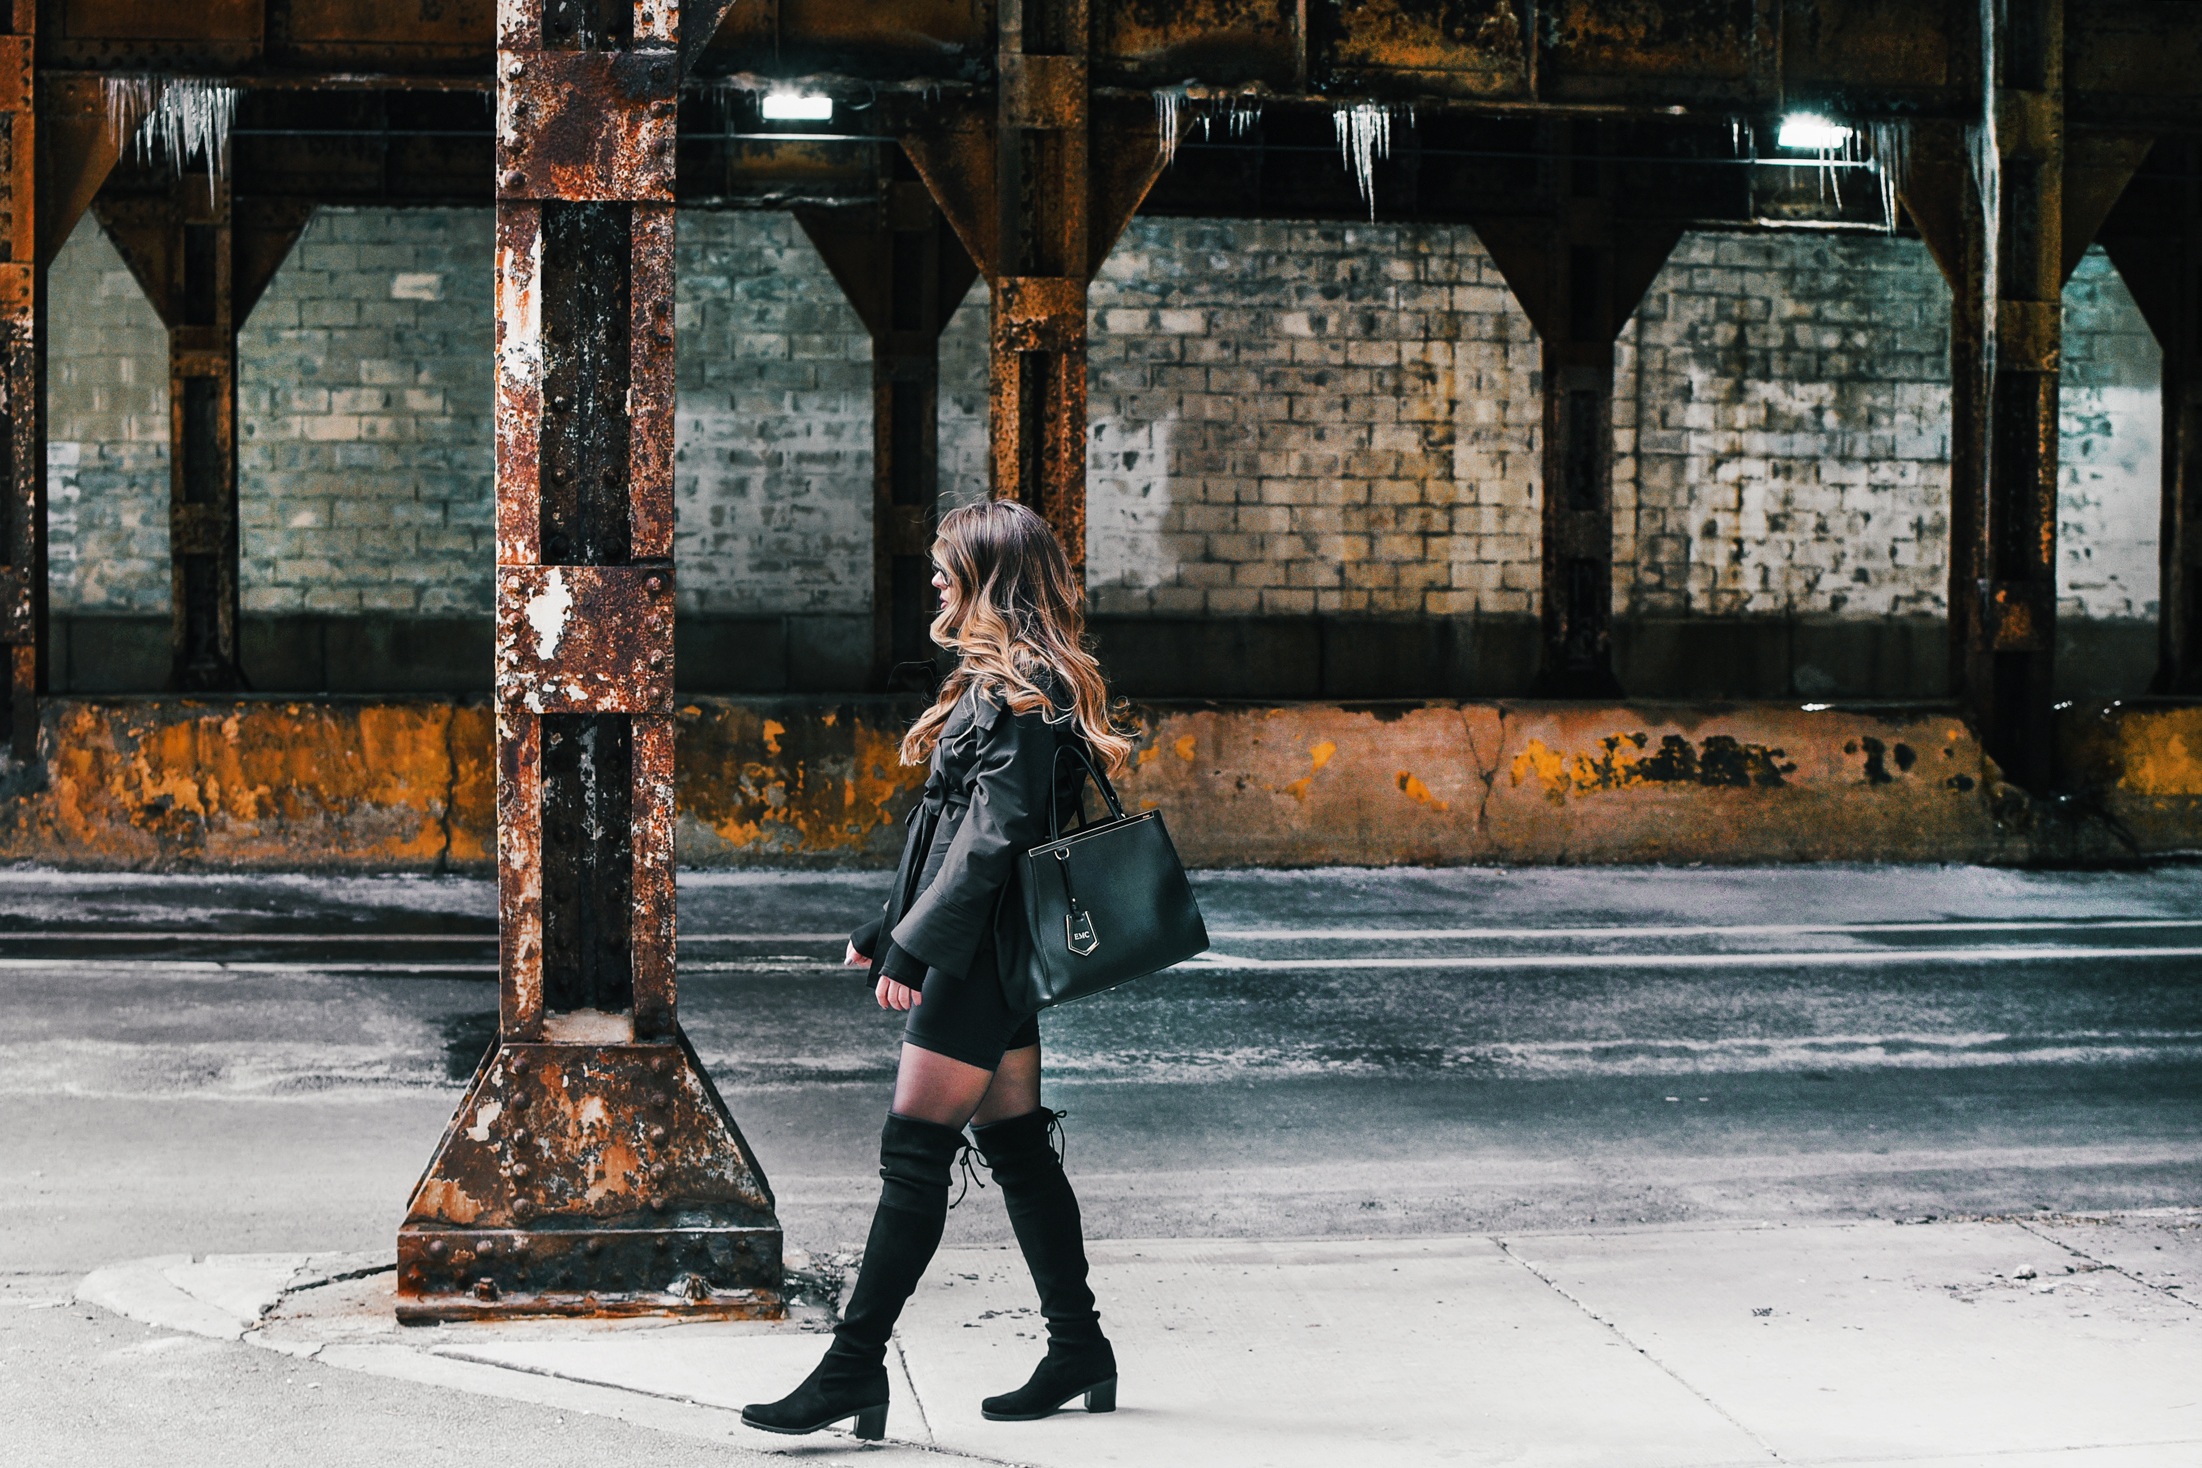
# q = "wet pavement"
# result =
<box><xmin>3</xmin><ymin>863</ymin><xmax>2199</xmax><ymax>1464</ymax></box>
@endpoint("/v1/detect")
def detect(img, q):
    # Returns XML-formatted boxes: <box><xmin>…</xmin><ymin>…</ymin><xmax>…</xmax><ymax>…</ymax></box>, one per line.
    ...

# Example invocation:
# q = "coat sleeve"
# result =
<box><xmin>888</xmin><ymin>695</ymin><xmax>1057</xmax><ymax>980</ymax></box>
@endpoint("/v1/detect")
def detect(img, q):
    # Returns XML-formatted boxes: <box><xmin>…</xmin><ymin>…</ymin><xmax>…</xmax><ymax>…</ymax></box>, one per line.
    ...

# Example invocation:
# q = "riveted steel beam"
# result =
<box><xmin>1478</xmin><ymin>121</ymin><xmax>1682</xmax><ymax>699</ymax></box>
<box><xmin>401</xmin><ymin>0</ymin><xmax>781</xmax><ymax>1323</ymax></box>
<box><xmin>796</xmin><ymin>157</ymin><xmax>980</xmax><ymax>691</ymax></box>
<box><xmin>93</xmin><ymin>170</ymin><xmax>312</xmax><ymax>694</ymax></box>
<box><xmin>2100</xmin><ymin>142</ymin><xmax>2202</xmax><ymax>697</ymax></box>
<box><xmin>896</xmin><ymin>1</ymin><xmax>1170</xmax><ymax>584</ymax></box>
<box><xmin>0</xmin><ymin>20</ymin><xmax>32</xmax><ymax>760</ymax></box>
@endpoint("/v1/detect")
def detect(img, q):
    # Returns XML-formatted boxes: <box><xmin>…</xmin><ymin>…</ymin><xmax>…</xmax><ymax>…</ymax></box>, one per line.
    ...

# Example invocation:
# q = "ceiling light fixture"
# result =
<box><xmin>761</xmin><ymin>93</ymin><xmax>833</xmax><ymax>121</ymax></box>
<box><xmin>1777</xmin><ymin>113</ymin><xmax>1852</xmax><ymax>150</ymax></box>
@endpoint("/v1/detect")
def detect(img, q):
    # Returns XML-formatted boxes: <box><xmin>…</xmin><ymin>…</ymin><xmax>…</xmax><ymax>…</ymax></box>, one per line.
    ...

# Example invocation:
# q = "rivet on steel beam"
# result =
<box><xmin>650</xmin><ymin>1196</ymin><xmax>667</xmax><ymax>1212</ymax></box>
<box><xmin>648</xmin><ymin>1124</ymin><xmax>668</xmax><ymax>1144</ymax></box>
<box><xmin>510</xmin><ymin>1163</ymin><xmax>530</xmax><ymax>1181</ymax></box>
<box><xmin>507</xmin><ymin>60</ymin><xmax>524</xmax><ymax>78</ymax></box>
<box><xmin>648</xmin><ymin>651</ymin><xmax>664</xmax><ymax>667</ymax></box>
<box><xmin>514</xmin><ymin>1199</ymin><xmax>537</xmax><ymax>1222</ymax></box>
<box><xmin>428</xmin><ymin>1239</ymin><xmax>448</xmax><ymax>1258</ymax></box>
<box><xmin>511</xmin><ymin>1129</ymin><xmax>530</xmax><ymax>1146</ymax></box>
<box><xmin>649</xmin><ymin>1055</ymin><xmax>670</xmax><ymax>1073</ymax></box>
<box><xmin>585</xmin><ymin>1238</ymin><xmax>602</xmax><ymax>1255</ymax></box>
<box><xmin>479</xmin><ymin>1238</ymin><xmax>497</xmax><ymax>1255</ymax></box>
<box><xmin>654</xmin><ymin>1236</ymin><xmax>670</xmax><ymax>1250</ymax></box>
<box><xmin>475</xmin><ymin>1278</ymin><xmax>499</xmax><ymax>1301</ymax></box>
<box><xmin>649</xmin><ymin>1162</ymin><xmax>668</xmax><ymax>1181</ymax></box>
<box><xmin>505</xmin><ymin>173</ymin><xmax>526</xmax><ymax>191</ymax></box>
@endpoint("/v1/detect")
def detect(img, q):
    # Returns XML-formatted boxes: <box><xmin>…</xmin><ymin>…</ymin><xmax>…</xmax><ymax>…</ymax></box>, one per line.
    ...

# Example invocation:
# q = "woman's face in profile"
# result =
<box><xmin>930</xmin><ymin>555</ymin><xmax>959</xmax><ymax>625</ymax></box>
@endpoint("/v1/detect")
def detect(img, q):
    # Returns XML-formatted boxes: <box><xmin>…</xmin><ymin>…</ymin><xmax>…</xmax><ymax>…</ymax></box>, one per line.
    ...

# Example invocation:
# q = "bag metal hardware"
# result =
<box><xmin>1056</xmin><ymin>848</ymin><xmax>1100</xmax><ymax>956</ymax></box>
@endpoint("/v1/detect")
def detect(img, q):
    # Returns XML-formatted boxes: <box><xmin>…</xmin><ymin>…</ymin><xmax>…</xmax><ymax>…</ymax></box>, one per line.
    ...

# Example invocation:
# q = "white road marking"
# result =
<box><xmin>1182</xmin><ymin>945</ymin><xmax>2202</xmax><ymax>971</ymax></box>
<box><xmin>1206</xmin><ymin>919</ymin><xmax>2202</xmax><ymax>942</ymax></box>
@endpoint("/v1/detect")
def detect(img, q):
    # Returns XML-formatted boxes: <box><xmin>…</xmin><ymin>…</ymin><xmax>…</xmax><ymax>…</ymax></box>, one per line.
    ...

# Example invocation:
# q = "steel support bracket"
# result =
<box><xmin>1996</xmin><ymin>299</ymin><xmax>2062</xmax><ymax>373</ymax></box>
<box><xmin>993</xmin><ymin>275</ymin><xmax>1085</xmax><ymax>351</ymax></box>
<box><xmin>497</xmin><ymin>48</ymin><xmax>677</xmax><ymax>202</ymax></box>
<box><xmin>495</xmin><ymin>565</ymin><xmax>677</xmax><ymax>714</ymax></box>
<box><xmin>1977</xmin><ymin>579</ymin><xmax>2055</xmax><ymax>652</ymax></box>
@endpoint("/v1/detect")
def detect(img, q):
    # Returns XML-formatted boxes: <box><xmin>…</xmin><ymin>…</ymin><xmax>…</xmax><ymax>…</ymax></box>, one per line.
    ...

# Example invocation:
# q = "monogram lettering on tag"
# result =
<box><xmin>1064</xmin><ymin>904</ymin><xmax>1099</xmax><ymax>957</ymax></box>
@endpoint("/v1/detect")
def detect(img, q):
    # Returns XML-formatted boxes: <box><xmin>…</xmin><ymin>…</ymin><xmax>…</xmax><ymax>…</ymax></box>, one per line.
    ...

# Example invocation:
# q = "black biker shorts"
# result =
<box><xmin>901</xmin><ymin>934</ymin><xmax>1041</xmax><ymax>1071</ymax></box>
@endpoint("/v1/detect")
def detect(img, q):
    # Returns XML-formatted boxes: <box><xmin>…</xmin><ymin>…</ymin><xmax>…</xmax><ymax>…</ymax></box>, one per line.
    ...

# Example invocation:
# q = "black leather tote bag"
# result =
<box><xmin>1000</xmin><ymin>742</ymin><xmax>1209</xmax><ymax>1011</ymax></box>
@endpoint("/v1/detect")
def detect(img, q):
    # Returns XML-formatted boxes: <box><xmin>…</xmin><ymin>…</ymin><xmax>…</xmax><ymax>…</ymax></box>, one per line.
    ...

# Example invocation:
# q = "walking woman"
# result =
<box><xmin>743</xmin><ymin>500</ymin><xmax>1131</xmax><ymax>1441</ymax></box>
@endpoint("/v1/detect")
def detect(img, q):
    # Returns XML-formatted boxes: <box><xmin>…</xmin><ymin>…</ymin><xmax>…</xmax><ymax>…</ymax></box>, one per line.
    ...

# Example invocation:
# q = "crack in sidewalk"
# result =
<box><xmin>1494</xmin><ymin>1237</ymin><xmax>1783</xmax><ymax>1463</ymax></box>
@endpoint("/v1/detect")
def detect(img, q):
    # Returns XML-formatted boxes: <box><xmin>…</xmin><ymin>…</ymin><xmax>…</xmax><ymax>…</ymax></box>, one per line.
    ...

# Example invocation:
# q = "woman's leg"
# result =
<box><xmin>968</xmin><ymin>1041</ymin><xmax>1115</xmax><ymax>1420</ymax></box>
<box><xmin>890</xmin><ymin>1041</ymin><xmax>1001</xmax><ymax>1127</ymax></box>
<box><xmin>742</xmin><ymin>1046</ymin><xmax>981</xmax><ymax>1438</ymax></box>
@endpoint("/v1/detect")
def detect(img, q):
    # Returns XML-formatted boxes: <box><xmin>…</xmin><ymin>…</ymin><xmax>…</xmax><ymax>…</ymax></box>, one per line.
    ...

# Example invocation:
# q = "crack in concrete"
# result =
<box><xmin>2012</xmin><ymin>1216</ymin><xmax>2202</xmax><ymax>1313</ymax></box>
<box><xmin>1493</xmin><ymin>1236</ymin><xmax>1784</xmax><ymax>1462</ymax></box>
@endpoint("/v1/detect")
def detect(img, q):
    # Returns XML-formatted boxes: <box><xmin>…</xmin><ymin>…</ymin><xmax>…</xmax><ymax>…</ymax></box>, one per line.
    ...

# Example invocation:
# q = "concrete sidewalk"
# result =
<box><xmin>73</xmin><ymin>1212</ymin><xmax>2202</xmax><ymax>1468</ymax></box>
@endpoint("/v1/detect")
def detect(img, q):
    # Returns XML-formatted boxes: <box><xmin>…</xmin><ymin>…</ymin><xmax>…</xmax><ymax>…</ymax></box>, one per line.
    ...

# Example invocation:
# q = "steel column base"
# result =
<box><xmin>398</xmin><ymin>1033</ymin><xmax>782</xmax><ymax>1321</ymax></box>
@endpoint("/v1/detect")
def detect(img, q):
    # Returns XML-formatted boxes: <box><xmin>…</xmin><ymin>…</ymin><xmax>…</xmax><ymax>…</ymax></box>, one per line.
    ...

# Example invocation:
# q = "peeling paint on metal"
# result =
<box><xmin>526</xmin><ymin>567</ymin><xmax>572</xmax><ymax>661</ymax></box>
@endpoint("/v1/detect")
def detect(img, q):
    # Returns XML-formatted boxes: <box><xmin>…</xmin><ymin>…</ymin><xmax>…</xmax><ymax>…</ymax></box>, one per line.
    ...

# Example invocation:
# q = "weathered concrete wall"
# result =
<box><xmin>0</xmin><ymin>699</ymin><xmax>494</xmax><ymax>870</ymax></box>
<box><xmin>2061</xmin><ymin>703</ymin><xmax>2202</xmax><ymax>856</ymax></box>
<box><xmin>5</xmin><ymin>697</ymin><xmax>2193</xmax><ymax>871</ymax></box>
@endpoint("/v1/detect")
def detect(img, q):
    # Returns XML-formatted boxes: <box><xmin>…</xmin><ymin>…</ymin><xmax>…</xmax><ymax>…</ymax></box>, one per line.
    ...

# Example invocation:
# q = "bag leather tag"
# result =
<box><xmin>1065</xmin><ymin>902</ymin><xmax>1099</xmax><ymax>956</ymax></box>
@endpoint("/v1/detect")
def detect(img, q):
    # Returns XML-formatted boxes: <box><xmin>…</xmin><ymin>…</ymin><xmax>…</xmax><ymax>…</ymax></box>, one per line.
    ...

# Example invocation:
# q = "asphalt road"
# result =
<box><xmin>3</xmin><ymin>862</ymin><xmax>2199</xmax><ymax>1465</ymax></box>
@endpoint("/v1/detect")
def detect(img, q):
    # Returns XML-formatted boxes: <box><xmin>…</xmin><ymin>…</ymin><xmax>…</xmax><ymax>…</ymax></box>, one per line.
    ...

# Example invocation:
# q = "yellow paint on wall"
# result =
<box><xmin>762</xmin><ymin>720</ymin><xmax>786</xmax><ymax>755</ymax></box>
<box><xmin>2118</xmin><ymin>711</ymin><xmax>2202</xmax><ymax>795</ymax></box>
<box><xmin>1281</xmin><ymin>740</ymin><xmax>1340</xmax><ymax>801</ymax></box>
<box><xmin>1510</xmin><ymin>739</ymin><xmax>1571</xmax><ymax>803</ymax></box>
<box><xmin>1396</xmin><ymin>771</ymin><xmax>1450</xmax><ymax>813</ymax></box>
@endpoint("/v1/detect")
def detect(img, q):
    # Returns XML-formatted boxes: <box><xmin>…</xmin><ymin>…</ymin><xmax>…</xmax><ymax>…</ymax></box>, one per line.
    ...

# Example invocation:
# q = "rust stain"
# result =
<box><xmin>762</xmin><ymin>720</ymin><xmax>786</xmax><ymax>755</ymax></box>
<box><xmin>1174</xmin><ymin>734</ymin><xmax>1197</xmax><ymax>762</ymax></box>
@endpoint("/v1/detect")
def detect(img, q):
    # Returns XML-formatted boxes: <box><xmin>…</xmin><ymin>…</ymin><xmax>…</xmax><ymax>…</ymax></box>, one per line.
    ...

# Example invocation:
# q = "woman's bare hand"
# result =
<box><xmin>876</xmin><ymin>977</ymin><xmax>920</xmax><ymax>1011</ymax></box>
<box><xmin>845</xmin><ymin>941</ymin><xmax>867</xmax><ymax>967</ymax></box>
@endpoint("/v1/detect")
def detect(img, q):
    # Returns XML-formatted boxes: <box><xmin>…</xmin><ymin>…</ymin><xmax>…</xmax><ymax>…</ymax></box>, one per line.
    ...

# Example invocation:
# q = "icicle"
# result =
<box><xmin>1862</xmin><ymin>121</ymin><xmax>1910</xmax><ymax>236</ymax></box>
<box><xmin>1225</xmin><ymin>95</ymin><xmax>1261</xmax><ymax>137</ymax></box>
<box><xmin>1154</xmin><ymin>84</ymin><xmax>1190</xmax><ymax>165</ymax></box>
<box><xmin>110</xmin><ymin>77</ymin><xmax>237</xmax><ymax>185</ymax></box>
<box><xmin>1332</xmin><ymin>102</ymin><xmax>1394</xmax><ymax>218</ymax></box>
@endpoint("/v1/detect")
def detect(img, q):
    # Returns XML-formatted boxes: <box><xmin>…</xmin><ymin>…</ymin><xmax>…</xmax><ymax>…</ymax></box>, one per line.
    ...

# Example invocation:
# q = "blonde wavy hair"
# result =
<box><xmin>900</xmin><ymin>500</ymin><xmax>1134</xmax><ymax>775</ymax></box>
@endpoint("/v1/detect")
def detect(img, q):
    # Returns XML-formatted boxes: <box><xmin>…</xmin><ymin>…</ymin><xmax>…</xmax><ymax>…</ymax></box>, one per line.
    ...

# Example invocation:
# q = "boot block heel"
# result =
<box><xmin>1083</xmin><ymin>1377</ymin><xmax>1117</xmax><ymax>1413</ymax></box>
<box><xmin>853</xmin><ymin>1405</ymin><xmax>888</xmax><ymax>1440</ymax></box>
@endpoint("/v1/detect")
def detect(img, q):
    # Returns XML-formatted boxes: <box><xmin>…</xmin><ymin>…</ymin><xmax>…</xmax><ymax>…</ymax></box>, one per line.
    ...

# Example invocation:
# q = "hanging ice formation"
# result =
<box><xmin>1332</xmin><ymin>103</ymin><xmax>1398</xmax><ymax>218</ymax></box>
<box><xmin>105</xmin><ymin>76</ymin><xmax>237</xmax><ymax>184</ymax></box>
<box><xmin>1862</xmin><ymin>121</ymin><xmax>1911</xmax><ymax>235</ymax></box>
<box><xmin>1153</xmin><ymin>86</ymin><xmax>1265</xmax><ymax>167</ymax></box>
<box><xmin>1155</xmin><ymin>85</ymin><xmax>1190</xmax><ymax>164</ymax></box>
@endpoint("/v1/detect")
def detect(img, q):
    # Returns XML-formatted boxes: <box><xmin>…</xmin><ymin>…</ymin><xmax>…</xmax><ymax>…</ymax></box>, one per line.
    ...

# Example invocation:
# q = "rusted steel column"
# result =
<box><xmin>0</xmin><ymin>21</ymin><xmax>32</xmax><ymax>758</ymax></box>
<box><xmin>1963</xmin><ymin>0</ymin><xmax>2067</xmax><ymax>791</ymax></box>
<box><xmin>398</xmin><ymin>0</ymin><xmax>781</xmax><ymax>1323</ymax></box>
<box><xmin>797</xmin><ymin>157</ymin><xmax>980</xmax><ymax>690</ymax></box>
<box><xmin>1478</xmin><ymin>125</ymin><xmax>1680</xmax><ymax>698</ymax></box>
<box><xmin>990</xmin><ymin>0</ymin><xmax>1091</xmax><ymax>577</ymax></box>
<box><xmin>2108</xmin><ymin>142</ymin><xmax>2202</xmax><ymax>694</ymax></box>
<box><xmin>95</xmin><ymin>174</ymin><xmax>312</xmax><ymax>694</ymax></box>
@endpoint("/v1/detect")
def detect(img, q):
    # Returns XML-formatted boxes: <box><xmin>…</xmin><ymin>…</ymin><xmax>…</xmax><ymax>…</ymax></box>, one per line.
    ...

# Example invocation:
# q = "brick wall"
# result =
<box><xmin>237</xmin><ymin>208</ymin><xmax>496</xmax><ymax>618</ymax></box>
<box><xmin>1615</xmin><ymin>234</ymin><xmax>2157</xmax><ymax>625</ymax></box>
<box><xmin>46</xmin><ymin>219</ymin><xmax>171</xmax><ymax>616</ymax></box>
<box><xmin>40</xmin><ymin>204</ymin><xmax>2165</xmax><ymax>697</ymax></box>
<box><xmin>1082</xmin><ymin>218</ymin><xmax>1542</xmax><ymax>620</ymax></box>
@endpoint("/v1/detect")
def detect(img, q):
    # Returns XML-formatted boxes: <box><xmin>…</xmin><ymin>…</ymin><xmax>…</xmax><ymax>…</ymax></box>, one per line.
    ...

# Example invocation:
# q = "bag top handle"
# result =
<box><xmin>1048</xmin><ymin>735</ymin><xmax>1127</xmax><ymax>837</ymax></box>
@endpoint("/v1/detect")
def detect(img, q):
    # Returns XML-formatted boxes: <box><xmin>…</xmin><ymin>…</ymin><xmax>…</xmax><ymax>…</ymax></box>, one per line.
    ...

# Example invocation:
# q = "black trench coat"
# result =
<box><xmin>855</xmin><ymin>682</ymin><xmax>1090</xmax><ymax>997</ymax></box>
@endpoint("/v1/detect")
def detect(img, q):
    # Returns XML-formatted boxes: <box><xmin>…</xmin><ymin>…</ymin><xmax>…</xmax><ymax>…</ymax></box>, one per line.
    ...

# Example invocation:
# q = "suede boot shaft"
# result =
<box><xmin>972</xmin><ymin>1108</ymin><xmax>1102</xmax><ymax>1346</ymax></box>
<box><xmin>833</xmin><ymin>1112</ymin><xmax>968</xmax><ymax>1360</ymax></box>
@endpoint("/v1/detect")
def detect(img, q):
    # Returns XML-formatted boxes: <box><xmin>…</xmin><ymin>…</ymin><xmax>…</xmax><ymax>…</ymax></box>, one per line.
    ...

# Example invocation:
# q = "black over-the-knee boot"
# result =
<box><xmin>741</xmin><ymin>1113</ymin><xmax>966</xmax><ymax>1439</ymax></box>
<box><xmin>971</xmin><ymin>1108</ymin><xmax>1117</xmax><ymax>1421</ymax></box>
